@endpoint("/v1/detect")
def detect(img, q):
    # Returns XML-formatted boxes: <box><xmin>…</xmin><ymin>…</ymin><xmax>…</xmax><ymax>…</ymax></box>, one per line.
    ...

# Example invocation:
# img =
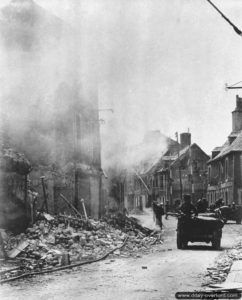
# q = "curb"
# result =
<box><xmin>226</xmin><ymin>261</ymin><xmax>242</xmax><ymax>285</ymax></box>
<box><xmin>209</xmin><ymin>260</ymin><xmax>242</xmax><ymax>290</ymax></box>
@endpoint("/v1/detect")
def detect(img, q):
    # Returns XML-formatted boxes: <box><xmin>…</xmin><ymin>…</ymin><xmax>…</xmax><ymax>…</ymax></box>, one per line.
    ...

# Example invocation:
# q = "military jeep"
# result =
<box><xmin>217</xmin><ymin>206</ymin><xmax>242</xmax><ymax>224</ymax></box>
<box><xmin>176</xmin><ymin>215</ymin><xmax>224</xmax><ymax>250</ymax></box>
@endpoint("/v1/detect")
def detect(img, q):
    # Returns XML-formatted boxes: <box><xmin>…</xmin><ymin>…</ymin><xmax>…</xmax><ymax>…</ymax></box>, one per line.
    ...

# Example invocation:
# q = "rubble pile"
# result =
<box><xmin>203</xmin><ymin>241</ymin><xmax>242</xmax><ymax>286</ymax></box>
<box><xmin>0</xmin><ymin>213</ymin><xmax>162</xmax><ymax>282</ymax></box>
<box><xmin>102</xmin><ymin>213</ymin><xmax>153</xmax><ymax>235</ymax></box>
<box><xmin>128</xmin><ymin>208</ymin><xmax>145</xmax><ymax>215</ymax></box>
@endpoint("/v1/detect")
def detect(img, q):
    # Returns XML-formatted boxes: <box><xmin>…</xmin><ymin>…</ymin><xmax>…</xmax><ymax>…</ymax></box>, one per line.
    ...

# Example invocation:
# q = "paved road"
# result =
<box><xmin>1</xmin><ymin>213</ymin><xmax>242</xmax><ymax>300</ymax></box>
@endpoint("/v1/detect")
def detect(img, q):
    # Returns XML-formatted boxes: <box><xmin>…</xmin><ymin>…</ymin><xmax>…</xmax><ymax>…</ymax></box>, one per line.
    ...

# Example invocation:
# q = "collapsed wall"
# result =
<box><xmin>0</xmin><ymin>148</ymin><xmax>32</xmax><ymax>233</ymax></box>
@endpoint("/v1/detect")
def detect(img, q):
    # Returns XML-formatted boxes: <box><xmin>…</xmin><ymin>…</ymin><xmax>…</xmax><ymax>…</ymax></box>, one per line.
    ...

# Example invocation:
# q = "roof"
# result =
<box><xmin>212</xmin><ymin>146</ymin><xmax>224</xmax><ymax>152</ymax></box>
<box><xmin>170</xmin><ymin>143</ymin><xmax>209</xmax><ymax>168</ymax></box>
<box><xmin>125</xmin><ymin>132</ymin><xmax>209</xmax><ymax>176</ymax></box>
<box><xmin>209</xmin><ymin>131</ymin><xmax>242</xmax><ymax>162</ymax></box>
<box><xmin>208</xmin><ymin>141</ymin><xmax>229</xmax><ymax>163</ymax></box>
<box><xmin>126</xmin><ymin>133</ymin><xmax>179</xmax><ymax>175</ymax></box>
<box><xmin>139</xmin><ymin>143</ymin><xmax>209</xmax><ymax>176</ymax></box>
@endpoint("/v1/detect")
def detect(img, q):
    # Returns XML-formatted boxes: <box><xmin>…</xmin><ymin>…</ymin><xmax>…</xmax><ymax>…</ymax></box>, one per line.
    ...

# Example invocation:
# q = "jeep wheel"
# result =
<box><xmin>212</xmin><ymin>232</ymin><xmax>221</xmax><ymax>250</ymax></box>
<box><xmin>212</xmin><ymin>229</ymin><xmax>222</xmax><ymax>250</ymax></box>
<box><xmin>212</xmin><ymin>238</ymin><xmax>221</xmax><ymax>250</ymax></box>
<box><xmin>177</xmin><ymin>232</ymin><xmax>182</xmax><ymax>249</ymax></box>
<box><xmin>177</xmin><ymin>232</ymin><xmax>187</xmax><ymax>249</ymax></box>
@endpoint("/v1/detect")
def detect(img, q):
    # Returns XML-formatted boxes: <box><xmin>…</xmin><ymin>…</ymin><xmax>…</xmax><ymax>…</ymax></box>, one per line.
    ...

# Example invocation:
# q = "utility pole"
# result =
<box><xmin>74</xmin><ymin>113</ymin><xmax>79</xmax><ymax>209</ymax></box>
<box><xmin>175</xmin><ymin>132</ymin><xmax>183</xmax><ymax>200</ymax></box>
<box><xmin>168</xmin><ymin>154</ymin><xmax>172</xmax><ymax>205</ymax></box>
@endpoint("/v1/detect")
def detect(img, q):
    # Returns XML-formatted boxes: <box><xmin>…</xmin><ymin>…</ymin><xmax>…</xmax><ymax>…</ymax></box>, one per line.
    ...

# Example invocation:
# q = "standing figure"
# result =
<box><xmin>202</xmin><ymin>198</ymin><xmax>208</xmax><ymax>212</ymax></box>
<box><xmin>152</xmin><ymin>201</ymin><xmax>164</xmax><ymax>229</ymax></box>
<box><xmin>215</xmin><ymin>198</ymin><xmax>223</xmax><ymax>209</ymax></box>
<box><xmin>179</xmin><ymin>194</ymin><xmax>198</xmax><ymax>217</ymax></box>
<box><xmin>196</xmin><ymin>199</ymin><xmax>203</xmax><ymax>213</ymax></box>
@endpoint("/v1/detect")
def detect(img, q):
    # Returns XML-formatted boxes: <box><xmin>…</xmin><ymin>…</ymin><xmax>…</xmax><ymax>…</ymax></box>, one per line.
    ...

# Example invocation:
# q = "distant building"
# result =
<box><xmin>121</xmin><ymin>131</ymin><xmax>209</xmax><ymax>211</ymax></box>
<box><xmin>207</xmin><ymin>95</ymin><xmax>242</xmax><ymax>206</ymax></box>
<box><xmin>168</xmin><ymin>139</ymin><xmax>209</xmax><ymax>204</ymax></box>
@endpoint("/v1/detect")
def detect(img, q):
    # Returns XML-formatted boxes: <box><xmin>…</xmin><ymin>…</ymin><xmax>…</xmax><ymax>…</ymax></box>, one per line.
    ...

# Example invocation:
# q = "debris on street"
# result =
<box><xmin>203</xmin><ymin>241</ymin><xmax>242</xmax><ymax>287</ymax></box>
<box><xmin>0</xmin><ymin>212</ymin><xmax>162</xmax><ymax>283</ymax></box>
<box><xmin>102</xmin><ymin>212</ymin><xmax>155</xmax><ymax>235</ymax></box>
<box><xmin>7</xmin><ymin>240</ymin><xmax>29</xmax><ymax>259</ymax></box>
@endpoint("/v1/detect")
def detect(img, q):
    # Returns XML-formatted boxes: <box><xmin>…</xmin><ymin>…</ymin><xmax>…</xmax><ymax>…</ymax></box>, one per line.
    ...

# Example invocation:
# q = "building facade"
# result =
<box><xmin>207</xmin><ymin>95</ymin><xmax>242</xmax><ymax>206</ymax></box>
<box><xmin>122</xmin><ymin>131</ymin><xmax>209</xmax><ymax>211</ymax></box>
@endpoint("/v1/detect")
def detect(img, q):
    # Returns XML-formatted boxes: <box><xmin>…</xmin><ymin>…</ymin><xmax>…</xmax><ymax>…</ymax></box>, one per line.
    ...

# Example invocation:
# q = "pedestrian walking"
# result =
<box><xmin>152</xmin><ymin>201</ymin><xmax>164</xmax><ymax>229</ymax></box>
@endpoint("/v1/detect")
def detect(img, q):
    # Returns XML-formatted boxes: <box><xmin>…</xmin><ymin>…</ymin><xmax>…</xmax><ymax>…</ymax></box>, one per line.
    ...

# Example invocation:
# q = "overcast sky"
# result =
<box><xmin>1</xmin><ymin>0</ymin><xmax>242</xmax><ymax>155</ymax></box>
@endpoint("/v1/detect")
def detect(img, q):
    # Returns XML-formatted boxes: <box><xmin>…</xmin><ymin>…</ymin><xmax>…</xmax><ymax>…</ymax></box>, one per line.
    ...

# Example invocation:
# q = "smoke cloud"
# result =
<box><xmin>0</xmin><ymin>0</ymin><xmax>96</xmax><ymax>168</ymax></box>
<box><xmin>0</xmin><ymin>0</ymin><xmax>170</xmax><ymax>173</ymax></box>
<box><xmin>1</xmin><ymin>0</ymin><xmax>239</xmax><ymax>172</ymax></box>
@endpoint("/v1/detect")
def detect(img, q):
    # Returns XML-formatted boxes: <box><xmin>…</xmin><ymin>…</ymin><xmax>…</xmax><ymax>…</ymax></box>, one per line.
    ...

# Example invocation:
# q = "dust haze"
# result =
<box><xmin>1</xmin><ymin>0</ymin><xmax>240</xmax><ymax>172</ymax></box>
<box><xmin>0</xmin><ymin>0</ymin><xmax>172</xmax><ymax>173</ymax></box>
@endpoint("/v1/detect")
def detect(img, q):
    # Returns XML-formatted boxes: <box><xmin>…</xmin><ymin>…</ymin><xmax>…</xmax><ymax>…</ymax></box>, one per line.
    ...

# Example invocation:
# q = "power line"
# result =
<box><xmin>206</xmin><ymin>0</ymin><xmax>242</xmax><ymax>36</ymax></box>
<box><xmin>225</xmin><ymin>81</ymin><xmax>242</xmax><ymax>90</ymax></box>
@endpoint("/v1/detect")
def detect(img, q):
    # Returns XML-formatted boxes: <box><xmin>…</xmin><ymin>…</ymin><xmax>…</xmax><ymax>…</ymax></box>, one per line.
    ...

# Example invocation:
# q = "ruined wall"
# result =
<box><xmin>0</xmin><ymin>149</ymin><xmax>31</xmax><ymax>232</ymax></box>
<box><xmin>0</xmin><ymin>1</ymin><xmax>102</xmax><ymax>218</ymax></box>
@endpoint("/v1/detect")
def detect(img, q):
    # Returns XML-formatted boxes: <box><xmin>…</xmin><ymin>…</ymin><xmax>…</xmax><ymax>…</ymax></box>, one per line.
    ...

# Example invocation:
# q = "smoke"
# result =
<box><xmin>0</xmin><ymin>0</ymin><xmax>96</xmax><ymax>168</ymax></box>
<box><xmin>102</xmin><ymin>128</ymin><xmax>169</xmax><ymax>178</ymax></box>
<box><xmin>0</xmin><ymin>0</ymin><xmax>171</xmax><ymax>174</ymax></box>
<box><xmin>1</xmin><ymin>0</ymin><xmax>229</xmax><ymax>173</ymax></box>
<box><xmin>133</xmin><ymin>208</ymin><xmax>161</xmax><ymax>231</ymax></box>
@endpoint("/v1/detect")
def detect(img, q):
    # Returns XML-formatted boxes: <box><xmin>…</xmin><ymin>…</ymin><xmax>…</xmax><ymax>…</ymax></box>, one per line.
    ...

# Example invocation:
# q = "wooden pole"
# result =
<box><xmin>133</xmin><ymin>169</ymin><xmax>150</xmax><ymax>194</ymax></box>
<box><xmin>40</xmin><ymin>176</ymin><xmax>49</xmax><ymax>213</ymax></box>
<box><xmin>80</xmin><ymin>198</ymin><xmax>88</xmax><ymax>220</ymax></box>
<box><xmin>74</xmin><ymin>113</ymin><xmax>79</xmax><ymax>209</ymax></box>
<box><xmin>60</xmin><ymin>193</ymin><xmax>83</xmax><ymax>219</ymax></box>
<box><xmin>176</xmin><ymin>133</ymin><xmax>183</xmax><ymax>200</ymax></box>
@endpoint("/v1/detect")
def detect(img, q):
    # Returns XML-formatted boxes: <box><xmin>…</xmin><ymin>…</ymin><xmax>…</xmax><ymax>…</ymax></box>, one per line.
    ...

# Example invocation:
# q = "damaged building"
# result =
<box><xmin>207</xmin><ymin>95</ymin><xmax>242</xmax><ymax>206</ymax></box>
<box><xmin>118</xmin><ymin>131</ymin><xmax>209</xmax><ymax>211</ymax></box>
<box><xmin>0</xmin><ymin>148</ymin><xmax>32</xmax><ymax>233</ymax></box>
<box><xmin>0</xmin><ymin>0</ymin><xmax>103</xmax><ymax>227</ymax></box>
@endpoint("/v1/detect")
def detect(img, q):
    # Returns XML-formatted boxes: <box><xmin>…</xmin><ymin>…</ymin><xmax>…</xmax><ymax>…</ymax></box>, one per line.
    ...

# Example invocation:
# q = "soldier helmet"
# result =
<box><xmin>183</xmin><ymin>194</ymin><xmax>191</xmax><ymax>202</ymax></box>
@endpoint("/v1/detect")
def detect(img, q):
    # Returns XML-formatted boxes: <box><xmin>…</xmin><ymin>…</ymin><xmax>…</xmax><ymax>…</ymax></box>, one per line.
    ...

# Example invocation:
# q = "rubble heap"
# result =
<box><xmin>1</xmin><ymin>213</ymin><xmax>162</xmax><ymax>282</ymax></box>
<box><xmin>203</xmin><ymin>241</ymin><xmax>242</xmax><ymax>286</ymax></box>
<box><xmin>102</xmin><ymin>213</ymin><xmax>153</xmax><ymax>235</ymax></box>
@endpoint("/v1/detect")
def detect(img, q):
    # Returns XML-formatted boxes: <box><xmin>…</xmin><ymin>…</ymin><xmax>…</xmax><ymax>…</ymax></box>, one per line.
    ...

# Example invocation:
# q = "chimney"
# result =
<box><xmin>232</xmin><ymin>95</ymin><xmax>242</xmax><ymax>133</ymax></box>
<box><xmin>180</xmin><ymin>132</ymin><xmax>191</xmax><ymax>149</ymax></box>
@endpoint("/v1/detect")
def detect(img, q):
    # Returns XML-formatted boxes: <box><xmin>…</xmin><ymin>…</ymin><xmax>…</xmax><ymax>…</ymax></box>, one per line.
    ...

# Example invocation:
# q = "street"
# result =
<box><xmin>1</xmin><ymin>212</ymin><xmax>242</xmax><ymax>300</ymax></box>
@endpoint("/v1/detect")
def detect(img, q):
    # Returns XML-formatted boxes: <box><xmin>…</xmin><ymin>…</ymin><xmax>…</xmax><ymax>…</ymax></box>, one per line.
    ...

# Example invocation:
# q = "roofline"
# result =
<box><xmin>171</xmin><ymin>143</ymin><xmax>209</xmax><ymax>166</ymax></box>
<box><xmin>208</xmin><ymin>149</ymin><xmax>242</xmax><ymax>163</ymax></box>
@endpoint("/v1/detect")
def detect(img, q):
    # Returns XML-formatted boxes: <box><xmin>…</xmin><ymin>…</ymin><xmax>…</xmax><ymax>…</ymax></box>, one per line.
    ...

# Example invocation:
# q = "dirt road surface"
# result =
<box><xmin>1</xmin><ymin>212</ymin><xmax>242</xmax><ymax>300</ymax></box>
